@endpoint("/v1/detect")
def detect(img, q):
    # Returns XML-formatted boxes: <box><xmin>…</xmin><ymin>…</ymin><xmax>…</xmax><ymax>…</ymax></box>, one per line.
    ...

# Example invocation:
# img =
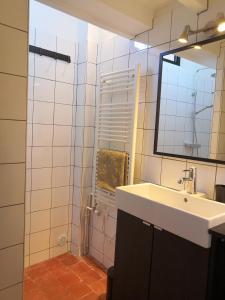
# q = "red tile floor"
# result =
<box><xmin>24</xmin><ymin>253</ymin><xmax>107</xmax><ymax>300</ymax></box>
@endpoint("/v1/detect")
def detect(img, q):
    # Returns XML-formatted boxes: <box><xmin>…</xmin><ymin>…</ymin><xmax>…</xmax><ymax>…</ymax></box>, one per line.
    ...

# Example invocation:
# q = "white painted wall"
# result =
<box><xmin>30</xmin><ymin>0</ymin><xmax>79</xmax><ymax>41</ymax></box>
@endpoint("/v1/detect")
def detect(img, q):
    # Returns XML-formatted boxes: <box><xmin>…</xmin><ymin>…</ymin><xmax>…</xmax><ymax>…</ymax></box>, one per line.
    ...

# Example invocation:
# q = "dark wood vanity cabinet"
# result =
<box><xmin>112</xmin><ymin>210</ymin><xmax>154</xmax><ymax>300</ymax></box>
<box><xmin>112</xmin><ymin>210</ymin><xmax>210</xmax><ymax>300</ymax></box>
<box><xmin>149</xmin><ymin>228</ymin><xmax>209</xmax><ymax>300</ymax></box>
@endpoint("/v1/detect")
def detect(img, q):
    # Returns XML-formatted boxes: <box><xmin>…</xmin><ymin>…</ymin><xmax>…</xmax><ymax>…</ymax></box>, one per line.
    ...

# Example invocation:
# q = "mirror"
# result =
<box><xmin>154</xmin><ymin>35</ymin><xmax>225</xmax><ymax>164</ymax></box>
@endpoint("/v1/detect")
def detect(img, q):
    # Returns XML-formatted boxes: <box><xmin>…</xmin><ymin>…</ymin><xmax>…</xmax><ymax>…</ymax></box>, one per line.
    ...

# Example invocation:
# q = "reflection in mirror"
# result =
<box><xmin>155</xmin><ymin>37</ymin><xmax>225</xmax><ymax>163</ymax></box>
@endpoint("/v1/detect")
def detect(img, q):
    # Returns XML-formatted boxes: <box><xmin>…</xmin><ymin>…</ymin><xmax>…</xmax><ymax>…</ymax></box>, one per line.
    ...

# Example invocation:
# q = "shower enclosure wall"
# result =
<box><xmin>26</xmin><ymin>27</ymin><xmax>77</xmax><ymax>266</ymax></box>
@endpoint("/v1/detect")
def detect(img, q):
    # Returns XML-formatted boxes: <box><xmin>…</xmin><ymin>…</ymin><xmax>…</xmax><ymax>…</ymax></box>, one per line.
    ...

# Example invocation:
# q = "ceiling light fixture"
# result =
<box><xmin>193</xmin><ymin>45</ymin><xmax>202</xmax><ymax>50</ymax></box>
<box><xmin>217</xmin><ymin>13</ymin><xmax>225</xmax><ymax>32</ymax></box>
<box><xmin>178</xmin><ymin>12</ymin><xmax>225</xmax><ymax>44</ymax></box>
<box><xmin>178</xmin><ymin>25</ymin><xmax>190</xmax><ymax>43</ymax></box>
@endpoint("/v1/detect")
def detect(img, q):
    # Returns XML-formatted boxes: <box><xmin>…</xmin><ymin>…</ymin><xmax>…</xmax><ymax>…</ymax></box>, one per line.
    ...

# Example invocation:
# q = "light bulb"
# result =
<box><xmin>194</xmin><ymin>45</ymin><xmax>202</xmax><ymax>50</ymax></box>
<box><xmin>218</xmin><ymin>21</ymin><xmax>225</xmax><ymax>32</ymax></box>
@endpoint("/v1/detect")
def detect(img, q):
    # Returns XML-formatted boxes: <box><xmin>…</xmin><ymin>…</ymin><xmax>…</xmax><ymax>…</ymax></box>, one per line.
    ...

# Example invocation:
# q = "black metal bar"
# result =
<box><xmin>29</xmin><ymin>45</ymin><xmax>71</xmax><ymax>63</ymax></box>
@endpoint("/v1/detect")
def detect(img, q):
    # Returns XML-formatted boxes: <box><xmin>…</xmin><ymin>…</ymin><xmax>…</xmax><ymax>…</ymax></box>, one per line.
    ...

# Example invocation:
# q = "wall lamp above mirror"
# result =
<box><xmin>178</xmin><ymin>13</ymin><xmax>225</xmax><ymax>44</ymax></box>
<box><xmin>154</xmin><ymin>34</ymin><xmax>225</xmax><ymax>165</ymax></box>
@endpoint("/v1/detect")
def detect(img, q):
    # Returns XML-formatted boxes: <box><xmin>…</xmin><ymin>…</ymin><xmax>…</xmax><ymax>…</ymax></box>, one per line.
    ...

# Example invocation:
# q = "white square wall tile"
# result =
<box><xmin>56</xmin><ymin>61</ymin><xmax>75</xmax><ymax>84</ymax></box>
<box><xmin>34</xmin><ymin>78</ymin><xmax>55</xmax><ymax>102</ymax></box>
<box><xmin>35</xmin><ymin>29</ymin><xmax>56</xmax><ymax>51</ymax></box>
<box><xmin>35</xmin><ymin>55</ymin><xmax>56</xmax><ymax>80</ymax></box>
<box><xmin>32</xmin><ymin>147</ymin><xmax>52</xmax><ymax>168</ymax></box>
<box><xmin>144</xmin><ymin>102</ymin><xmax>157</xmax><ymax>130</ymax></box>
<box><xmin>33</xmin><ymin>101</ymin><xmax>54</xmax><ymax>124</ymax></box>
<box><xmin>76</xmin><ymin>85</ymin><xmax>86</xmax><ymax>106</ymax></box>
<box><xmin>53</xmin><ymin>125</ymin><xmax>72</xmax><ymax>146</ymax></box>
<box><xmin>52</xmin><ymin>186</ymin><xmax>70</xmax><ymax>207</ymax></box>
<box><xmin>129</xmin><ymin>49</ymin><xmax>148</xmax><ymax>76</ymax></box>
<box><xmin>27</xmin><ymin>100</ymin><xmax>33</xmax><ymax>123</ymax></box>
<box><xmin>161</xmin><ymin>158</ymin><xmax>186</xmax><ymax>190</ymax></box>
<box><xmin>114</xmin><ymin>36</ymin><xmax>129</xmax><ymax>57</ymax></box>
<box><xmin>30</xmin><ymin>210</ymin><xmax>50</xmax><ymax>233</ymax></box>
<box><xmin>57</xmin><ymin>37</ymin><xmax>76</xmax><ymax>62</ymax></box>
<box><xmin>50</xmin><ymin>244</ymin><xmax>68</xmax><ymax>258</ymax></box>
<box><xmin>87</xmin><ymin>40</ymin><xmax>98</xmax><ymax>63</ymax></box>
<box><xmin>101</xmin><ymin>37</ymin><xmax>114</xmax><ymax>62</ymax></box>
<box><xmin>87</xmin><ymin>63</ymin><xmax>96</xmax><ymax>85</ymax></box>
<box><xmin>32</xmin><ymin>168</ymin><xmax>52</xmax><ymax>190</ymax></box>
<box><xmin>52</xmin><ymin>166</ymin><xmax>70</xmax><ymax>187</ymax></box>
<box><xmin>31</xmin><ymin>189</ymin><xmax>51</xmax><ymax>212</ymax></box>
<box><xmin>50</xmin><ymin>225</ymin><xmax>68</xmax><ymax>247</ymax></box>
<box><xmin>29</xmin><ymin>53</ymin><xmax>34</xmax><ymax>76</ymax></box>
<box><xmin>85</xmin><ymin>106</ymin><xmax>95</xmax><ymax>127</ymax></box>
<box><xmin>84</xmin><ymin>127</ymin><xmax>95</xmax><ymax>147</ymax></box>
<box><xmin>30</xmin><ymin>230</ymin><xmax>50</xmax><ymax>254</ymax></box>
<box><xmin>77</xmin><ymin>63</ymin><xmax>87</xmax><ymax>84</ymax></box>
<box><xmin>30</xmin><ymin>249</ymin><xmax>50</xmax><ymax>265</ymax></box>
<box><xmin>76</xmin><ymin>106</ymin><xmax>85</xmax><ymax>126</ymax></box>
<box><xmin>53</xmin><ymin>147</ymin><xmax>71</xmax><ymax>167</ymax></box>
<box><xmin>0</xmin><ymin>244</ymin><xmax>23</xmax><ymax>290</ymax></box>
<box><xmin>143</xmin><ymin>130</ymin><xmax>155</xmax><ymax>156</ymax></box>
<box><xmin>33</xmin><ymin>124</ymin><xmax>53</xmax><ymax>146</ymax></box>
<box><xmin>51</xmin><ymin>206</ymin><xmax>69</xmax><ymax>227</ymax></box>
<box><xmin>54</xmin><ymin>104</ymin><xmax>73</xmax><ymax>125</ymax></box>
<box><xmin>27</xmin><ymin>124</ymin><xmax>32</xmax><ymax>147</ymax></box>
<box><xmin>91</xmin><ymin>228</ymin><xmax>104</xmax><ymax>253</ymax></box>
<box><xmin>55</xmin><ymin>82</ymin><xmax>74</xmax><ymax>105</ymax></box>
<box><xmin>141</xmin><ymin>155</ymin><xmax>162</xmax><ymax>184</ymax></box>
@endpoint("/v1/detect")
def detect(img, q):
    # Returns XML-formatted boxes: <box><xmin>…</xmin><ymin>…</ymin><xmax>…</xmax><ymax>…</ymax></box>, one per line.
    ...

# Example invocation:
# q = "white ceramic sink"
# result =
<box><xmin>116</xmin><ymin>183</ymin><xmax>225</xmax><ymax>248</ymax></box>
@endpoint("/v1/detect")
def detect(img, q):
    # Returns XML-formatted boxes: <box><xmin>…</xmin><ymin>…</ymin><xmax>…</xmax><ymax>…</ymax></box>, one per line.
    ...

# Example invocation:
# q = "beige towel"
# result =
<box><xmin>97</xmin><ymin>149</ymin><xmax>128</xmax><ymax>192</ymax></box>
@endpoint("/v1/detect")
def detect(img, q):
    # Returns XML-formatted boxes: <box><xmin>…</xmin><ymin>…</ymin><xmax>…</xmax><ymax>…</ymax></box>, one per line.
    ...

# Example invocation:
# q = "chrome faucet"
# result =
<box><xmin>177</xmin><ymin>167</ymin><xmax>197</xmax><ymax>194</ymax></box>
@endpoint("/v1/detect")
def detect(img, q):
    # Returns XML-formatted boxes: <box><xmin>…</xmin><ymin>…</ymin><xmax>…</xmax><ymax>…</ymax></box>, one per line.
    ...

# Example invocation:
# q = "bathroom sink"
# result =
<box><xmin>116</xmin><ymin>183</ymin><xmax>225</xmax><ymax>248</ymax></box>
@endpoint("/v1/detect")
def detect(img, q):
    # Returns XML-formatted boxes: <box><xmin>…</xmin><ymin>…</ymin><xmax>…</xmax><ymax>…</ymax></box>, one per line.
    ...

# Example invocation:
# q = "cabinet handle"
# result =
<box><xmin>154</xmin><ymin>225</ymin><xmax>163</xmax><ymax>231</ymax></box>
<box><xmin>142</xmin><ymin>221</ymin><xmax>151</xmax><ymax>227</ymax></box>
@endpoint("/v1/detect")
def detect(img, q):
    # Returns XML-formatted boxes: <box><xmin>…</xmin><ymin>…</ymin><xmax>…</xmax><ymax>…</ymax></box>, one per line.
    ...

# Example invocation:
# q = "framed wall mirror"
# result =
<box><xmin>154</xmin><ymin>34</ymin><xmax>225</xmax><ymax>164</ymax></box>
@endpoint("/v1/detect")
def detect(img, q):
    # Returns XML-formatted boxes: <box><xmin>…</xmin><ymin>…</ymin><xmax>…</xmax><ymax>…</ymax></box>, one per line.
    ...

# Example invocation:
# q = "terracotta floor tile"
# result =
<box><xmin>71</xmin><ymin>261</ymin><xmax>91</xmax><ymax>274</ymax></box>
<box><xmin>89</xmin><ymin>279</ymin><xmax>107</xmax><ymax>295</ymax></box>
<box><xmin>68</xmin><ymin>281</ymin><xmax>92</xmax><ymax>298</ymax></box>
<box><xmin>78</xmin><ymin>270</ymin><xmax>102</xmax><ymax>285</ymax></box>
<box><xmin>24</xmin><ymin>253</ymin><xmax>107</xmax><ymax>300</ymax></box>
<box><xmin>59</xmin><ymin>253</ymin><xmax>80</xmax><ymax>266</ymax></box>
<box><xmin>58</xmin><ymin>272</ymin><xmax>81</xmax><ymax>287</ymax></box>
<box><xmin>80</xmin><ymin>292</ymin><xmax>99</xmax><ymax>300</ymax></box>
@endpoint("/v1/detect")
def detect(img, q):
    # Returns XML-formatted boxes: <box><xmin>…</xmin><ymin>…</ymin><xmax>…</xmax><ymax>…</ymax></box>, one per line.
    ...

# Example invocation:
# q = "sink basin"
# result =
<box><xmin>116</xmin><ymin>183</ymin><xmax>225</xmax><ymax>248</ymax></box>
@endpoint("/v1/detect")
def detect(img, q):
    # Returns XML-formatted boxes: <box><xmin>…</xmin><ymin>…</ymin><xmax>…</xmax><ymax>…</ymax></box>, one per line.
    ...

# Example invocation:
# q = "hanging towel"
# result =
<box><xmin>97</xmin><ymin>149</ymin><xmax>128</xmax><ymax>192</ymax></box>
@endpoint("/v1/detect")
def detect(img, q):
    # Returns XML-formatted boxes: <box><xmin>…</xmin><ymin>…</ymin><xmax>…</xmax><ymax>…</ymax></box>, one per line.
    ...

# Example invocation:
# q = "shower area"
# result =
<box><xmin>191</xmin><ymin>68</ymin><xmax>216</xmax><ymax>158</ymax></box>
<box><xmin>24</xmin><ymin>1</ymin><xmax>113</xmax><ymax>299</ymax></box>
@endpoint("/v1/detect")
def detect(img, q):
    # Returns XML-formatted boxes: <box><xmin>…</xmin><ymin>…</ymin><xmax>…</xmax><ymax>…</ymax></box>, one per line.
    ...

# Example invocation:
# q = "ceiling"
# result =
<box><xmin>37</xmin><ymin>0</ymin><xmax>207</xmax><ymax>37</ymax></box>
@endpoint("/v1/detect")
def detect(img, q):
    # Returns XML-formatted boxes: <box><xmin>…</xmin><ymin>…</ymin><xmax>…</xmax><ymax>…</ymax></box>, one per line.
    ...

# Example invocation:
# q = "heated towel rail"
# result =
<box><xmin>92</xmin><ymin>65</ymin><xmax>141</xmax><ymax>208</ymax></box>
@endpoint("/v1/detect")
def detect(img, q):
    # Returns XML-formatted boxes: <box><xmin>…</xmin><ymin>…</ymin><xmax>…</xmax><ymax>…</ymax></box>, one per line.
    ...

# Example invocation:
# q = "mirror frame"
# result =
<box><xmin>154</xmin><ymin>34</ymin><xmax>225</xmax><ymax>165</ymax></box>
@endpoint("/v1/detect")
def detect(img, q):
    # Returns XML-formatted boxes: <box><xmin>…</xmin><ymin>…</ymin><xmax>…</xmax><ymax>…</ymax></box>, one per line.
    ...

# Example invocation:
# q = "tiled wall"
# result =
<box><xmin>0</xmin><ymin>0</ymin><xmax>28</xmax><ymax>298</ymax></box>
<box><xmin>25</xmin><ymin>28</ymin><xmax>77</xmax><ymax>266</ymax></box>
<box><xmin>71</xmin><ymin>38</ymin><xmax>97</xmax><ymax>256</ymax></box>
<box><xmin>88</xmin><ymin>0</ymin><xmax>225</xmax><ymax>268</ymax></box>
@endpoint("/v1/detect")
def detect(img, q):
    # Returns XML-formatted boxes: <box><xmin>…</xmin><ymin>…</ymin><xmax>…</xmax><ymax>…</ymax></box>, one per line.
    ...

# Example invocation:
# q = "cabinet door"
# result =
<box><xmin>112</xmin><ymin>210</ymin><xmax>153</xmax><ymax>300</ymax></box>
<box><xmin>149</xmin><ymin>228</ymin><xmax>209</xmax><ymax>300</ymax></box>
